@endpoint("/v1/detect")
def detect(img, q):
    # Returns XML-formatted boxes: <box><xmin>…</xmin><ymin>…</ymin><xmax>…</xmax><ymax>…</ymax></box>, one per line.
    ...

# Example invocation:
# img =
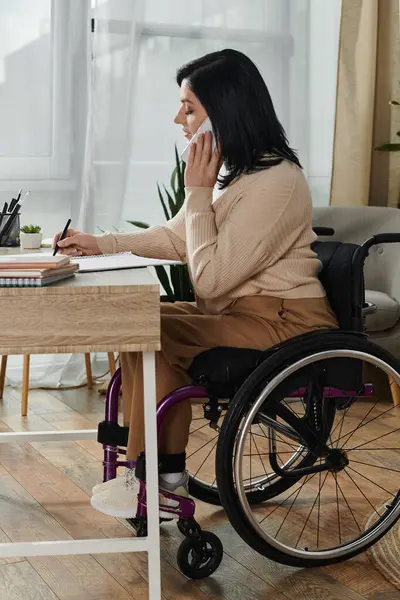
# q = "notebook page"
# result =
<box><xmin>70</xmin><ymin>254</ymin><xmax>180</xmax><ymax>273</ymax></box>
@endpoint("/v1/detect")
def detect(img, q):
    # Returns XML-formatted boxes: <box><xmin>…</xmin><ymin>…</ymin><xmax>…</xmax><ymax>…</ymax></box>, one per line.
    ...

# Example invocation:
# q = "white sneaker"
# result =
<box><xmin>90</xmin><ymin>468</ymin><xmax>140</xmax><ymax>518</ymax></box>
<box><xmin>92</xmin><ymin>475</ymin><xmax>125</xmax><ymax>496</ymax></box>
<box><xmin>90</xmin><ymin>470</ymin><xmax>189</xmax><ymax>519</ymax></box>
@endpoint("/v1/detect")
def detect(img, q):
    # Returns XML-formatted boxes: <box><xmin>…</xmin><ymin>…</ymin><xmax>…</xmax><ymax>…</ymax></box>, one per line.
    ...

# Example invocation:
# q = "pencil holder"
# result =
<box><xmin>0</xmin><ymin>213</ymin><xmax>20</xmax><ymax>247</ymax></box>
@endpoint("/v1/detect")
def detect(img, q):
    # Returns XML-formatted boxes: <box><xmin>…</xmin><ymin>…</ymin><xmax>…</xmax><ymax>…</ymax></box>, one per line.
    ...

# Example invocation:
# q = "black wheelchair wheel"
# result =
<box><xmin>177</xmin><ymin>531</ymin><xmax>223</xmax><ymax>579</ymax></box>
<box><xmin>217</xmin><ymin>333</ymin><xmax>400</xmax><ymax>568</ymax></box>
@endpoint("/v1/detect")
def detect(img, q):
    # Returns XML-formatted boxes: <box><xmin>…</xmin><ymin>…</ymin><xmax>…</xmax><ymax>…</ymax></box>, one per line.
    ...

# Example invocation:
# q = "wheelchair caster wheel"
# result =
<box><xmin>177</xmin><ymin>531</ymin><xmax>223</xmax><ymax>579</ymax></box>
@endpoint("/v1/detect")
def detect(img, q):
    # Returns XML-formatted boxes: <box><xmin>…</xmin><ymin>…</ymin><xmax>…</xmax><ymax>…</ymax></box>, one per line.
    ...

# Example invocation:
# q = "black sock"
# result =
<box><xmin>135</xmin><ymin>451</ymin><xmax>186</xmax><ymax>480</ymax></box>
<box><xmin>158</xmin><ymin>452</ymin><xmax>186</xmax><ymax>474</ymax></box>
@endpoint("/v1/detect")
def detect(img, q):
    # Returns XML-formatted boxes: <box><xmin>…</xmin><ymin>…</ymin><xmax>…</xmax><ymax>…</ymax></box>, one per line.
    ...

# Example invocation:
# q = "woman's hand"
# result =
<box><xmin>184</xmin><ymin>131</ymin><xmax>221</xmax><ymax>188</ymax></box>
<box><xmin>53</xmin><ymin>228</ymin><xmax>101</xmax><ymax>256</ymax></box>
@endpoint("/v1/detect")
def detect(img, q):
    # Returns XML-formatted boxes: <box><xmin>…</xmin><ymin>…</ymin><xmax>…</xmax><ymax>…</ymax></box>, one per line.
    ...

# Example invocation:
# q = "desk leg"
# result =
<box><xmin>21</xmin><ymin>355</ymin><xmax>30</xmax><ymax>416</ymax></box>
<box><xmin>0</xmin><ymin>355</ymin><xmax>8</xmax><ymax>399</ymax></box>
<box><xmin>108</xmin><ymin>353</ymin><xmax>117</xmax><ymax>375</ymax></box>
<box><xmin>85</xmin><ymin>354</ymin><xmax>93</xmax><ymax>390</ymax></box>
<box><xmin>143</xmin><ymin>352</ymin><xmax>161</xmax><ymax>600</ymax></box>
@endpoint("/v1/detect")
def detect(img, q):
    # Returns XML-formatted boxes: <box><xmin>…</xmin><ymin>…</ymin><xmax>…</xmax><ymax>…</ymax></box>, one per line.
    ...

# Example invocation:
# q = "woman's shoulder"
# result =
<box><xmin>215</xmin><ymin>160</ymin><xmax>310</xmax><ymax>209</ymax></box>
<box><xmin>240</xmin><ymin>160</ymin><xmax>309</xmax><ymax>197</ymax></box>
<box><xmin>249</xmin><ymin>159</ymin><xmax>304</xmax><ymax>181</ymax></box>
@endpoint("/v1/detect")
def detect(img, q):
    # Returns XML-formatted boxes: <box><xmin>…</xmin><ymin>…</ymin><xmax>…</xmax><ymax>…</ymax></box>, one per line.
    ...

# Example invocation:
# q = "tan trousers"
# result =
<box><xmin>121</xmin><ymin>296</ymin><xmax>338</xmax><ymax>459</ymax></box>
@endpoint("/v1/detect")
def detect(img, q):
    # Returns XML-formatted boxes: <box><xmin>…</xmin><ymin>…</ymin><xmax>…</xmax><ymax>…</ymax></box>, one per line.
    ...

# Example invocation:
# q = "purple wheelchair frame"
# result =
<box><xmin>102</xmin><ymin>367</ymin><xmax>374</xmax><ymax>521</ymax></box>
<box><xmin>103</xmin><ymin>368</ymin><xmax>208</xmax><ymax>520</ymax></box>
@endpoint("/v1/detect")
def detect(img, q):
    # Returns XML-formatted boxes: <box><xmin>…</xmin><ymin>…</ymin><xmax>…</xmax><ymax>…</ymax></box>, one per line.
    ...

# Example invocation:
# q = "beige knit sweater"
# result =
<box><xmin>97</xmin><ymin>160</ymin><xmax>326</xmax><ymax>314</ymax></box>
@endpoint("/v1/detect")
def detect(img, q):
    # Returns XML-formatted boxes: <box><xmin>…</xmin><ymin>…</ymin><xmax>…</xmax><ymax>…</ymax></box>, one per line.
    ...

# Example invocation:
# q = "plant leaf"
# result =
<box><xmin>126</xmin><ymin>220</ymin><xmax>150</xmax><ymax>229</ymax></box>
<box><xmin>157</xmin><ymin>184</ymin><xmax>170</xmax><ymax>221</ymax></box>
<box><xmin>168</xmin><ymin>264</ymin><xmax>194</xmax><ymax>302</ymax></box>
<box><xmin>173</xmin><ymin>145</ymin><xmax>186</xmax><ymax>211</ymax></box>
<box><xmin>375</xmin><ymin>143</ymin><xmax>400</xmax><ymax>152</ymax></box>
<box><xmin>175</xmin><ymin>188</ymin><xmax>185</xmax><ymax>212</ymax></box>
<box><xmin>179</xmin><ymin>266</ymin><xmax>187</xmax><ymax>301</ymax></box>
<box><xmin>175</xmin><ymin>144</ymin><xmax>185</xmax><ymax>193</ymax></box>
<box><xmin>390</xmin><ymin>100</ymin><xmax>400</xmax><ymax>106</ymax></box>
<box><xmin>174</xmin><ymin>173</ymin><xmax>185</xmax><ymax>210</ymax></box>
<box><xmin>170</xmin><ymin>265</ymin><xmax>182</xmax><ymax>300</ymax></box>
<box><xmin>174</xmin><ymin>145</ymin><xmax>182</xmax><ymax>189</ymax></box>
<box><xmin>174</xmin><ymin>144</ymin><xmax>181</xmax><ymax>178</ymax></box>
<box><xmin>154</xmin><ymin>266</ymin><xmax>175</xmax><ymax>302</ymax></box>
<box><xmin>182</xmin><ymin>266</ymin><xmax>194</xmax><ymax>301</ymax></box>
<box><xmin>181</xmin><ymin>266</ymin><xmax>194</xmax><ymax>301</ymax></box>
<box><xmin>170</xmin><ymin>166</ymin><xmax>178</xmax><ymax>196</ymax></box>
<box><xmin>178</xmin><ymin>265</ymin><xmax>186</xmax><ymax>300</ymax></box>
<box><xmin>163</xmin><ymin>185</ymin><xmax>177</xmax><ymax>218</ymax></box>
<box><xmin>21</xmin><ymin>224</ymin><xmax>41</xmax><ymax>233</ymax></box>
<box><xmin>397</xmin><ymin>131</ymin><xmax>400</xmax><ymax>138</ymax></box>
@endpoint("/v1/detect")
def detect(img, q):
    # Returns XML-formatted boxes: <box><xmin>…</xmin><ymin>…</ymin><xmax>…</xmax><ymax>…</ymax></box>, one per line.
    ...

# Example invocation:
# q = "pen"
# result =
<box><xmin>0</xmin><ymin>202</ymin><xmax>8</xmax><ymax>231</ymax></box>
<box><xmin>8</xmin><ymin>198</ymin><xmax>17</xmax><ymax>213</ymax></box>
<box><xmin>53</xmin><ymin>218</ymin><xmax>72</xmax><ymax>256</ymax></box>
<box><xmin>7</xmin><ymin>190</ymin><xmax>30</xmax><ymax>222</ymax></box>
<box><xmin>9</xmin><ymin>189</ymin><xmax>21</xmax><ymax>213</ymax></box>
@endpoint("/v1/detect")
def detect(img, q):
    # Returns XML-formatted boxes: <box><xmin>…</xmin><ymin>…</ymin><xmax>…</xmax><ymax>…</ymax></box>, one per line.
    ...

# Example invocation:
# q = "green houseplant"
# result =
<box><xmin>20</xmin><ymin>224</ymin><xmax>41</xmax><ymax>234</ymax></box>
<box><xmin>128</xmin><ymin>147</ymin><xmax>194</xmax><ymax>302</ymax></box>
<box><xmin>20</xmin><ymin>224</ymin><xmax>42</xmax><ymax>249</ymax></box>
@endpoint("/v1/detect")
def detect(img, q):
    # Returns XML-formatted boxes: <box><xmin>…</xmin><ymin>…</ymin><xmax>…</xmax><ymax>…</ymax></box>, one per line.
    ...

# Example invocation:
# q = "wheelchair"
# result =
<box><xmin>97</xmin><ymin>226</ymin><xmax>400</xmax><ymax>579</ymax></box>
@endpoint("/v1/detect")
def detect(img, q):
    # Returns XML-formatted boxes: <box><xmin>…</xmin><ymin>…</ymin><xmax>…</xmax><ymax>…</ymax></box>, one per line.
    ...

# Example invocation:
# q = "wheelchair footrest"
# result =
<box><xmin>97</xmin><ymin>421</ymin><xmax>129</xmax><ymax>447</ymax></box>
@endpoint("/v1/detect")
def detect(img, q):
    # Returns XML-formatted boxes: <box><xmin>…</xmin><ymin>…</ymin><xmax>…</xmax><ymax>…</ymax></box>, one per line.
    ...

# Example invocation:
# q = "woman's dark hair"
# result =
<box><xmin>176</xmin><ymin>49</ymin><xmax>302</xmax><ymax>188</ymax></box>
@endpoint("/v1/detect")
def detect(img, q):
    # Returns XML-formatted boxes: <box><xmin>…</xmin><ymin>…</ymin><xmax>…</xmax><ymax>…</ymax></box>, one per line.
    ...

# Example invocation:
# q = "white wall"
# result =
<box><xmin>0</xmin><ymin>191</ymin><xmax>72</xmax><ymax>238</ymax></box>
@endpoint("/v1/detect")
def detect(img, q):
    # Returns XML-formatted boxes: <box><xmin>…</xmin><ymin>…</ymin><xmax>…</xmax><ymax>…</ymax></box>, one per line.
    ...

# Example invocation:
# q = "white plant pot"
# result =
<box><xmin>20</xmin><ymin>232</ymin><xmax>43</xmax><ymax>249</ymax></box>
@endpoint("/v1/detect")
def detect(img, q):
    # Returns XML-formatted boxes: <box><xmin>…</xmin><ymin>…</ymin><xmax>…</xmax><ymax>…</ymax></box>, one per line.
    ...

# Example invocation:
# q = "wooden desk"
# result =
<box><xmin>0</xmin><ymin>267</ymin><xmax>162</xmax><ymax>599</ymax></box>
<box><xmin>0</xmin><ymin>269</ymin><xmax>160</xmax><ymax>354</ymax></box>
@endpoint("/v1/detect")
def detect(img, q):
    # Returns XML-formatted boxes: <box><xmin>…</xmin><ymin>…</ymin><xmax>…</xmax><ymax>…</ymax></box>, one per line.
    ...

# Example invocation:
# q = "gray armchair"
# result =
<box><xmin>313</xmin><ymin>206</ymin><xmax>400</xmax><ymax>359</ymax></box>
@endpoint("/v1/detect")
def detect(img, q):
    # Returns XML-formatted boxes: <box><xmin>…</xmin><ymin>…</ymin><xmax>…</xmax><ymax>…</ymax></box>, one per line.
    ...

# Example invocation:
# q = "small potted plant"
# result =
<box><xmin>20</xmin><ymin>225</ymin><xmax>43</xmax><ymax>249</ymax></box>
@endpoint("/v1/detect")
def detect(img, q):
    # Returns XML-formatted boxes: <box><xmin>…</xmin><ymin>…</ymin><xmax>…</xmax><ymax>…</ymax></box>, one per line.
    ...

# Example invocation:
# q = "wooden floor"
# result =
<box><xmin>0</xmin><ymin>385</ymin><xmax>397</xmax><ymax>600</ymax></box>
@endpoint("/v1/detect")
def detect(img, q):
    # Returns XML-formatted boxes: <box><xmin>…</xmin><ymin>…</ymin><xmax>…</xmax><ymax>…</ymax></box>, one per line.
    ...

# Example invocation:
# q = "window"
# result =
<box><xmin>0</xmin><ymin>0</ymin><xmax>78</xmax><ymax>180</ymax></box>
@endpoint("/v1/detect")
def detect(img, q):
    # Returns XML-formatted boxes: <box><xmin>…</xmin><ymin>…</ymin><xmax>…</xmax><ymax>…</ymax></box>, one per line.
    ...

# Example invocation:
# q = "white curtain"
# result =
<box><xmin>78</xmin><ymin>0</ymin><xmax>145</xmax><ymax>232</ymax></box>
<box><xmin>0</xmin><ymin>0</ymin><xmax>342</xmax><ymax>388</ymax></box>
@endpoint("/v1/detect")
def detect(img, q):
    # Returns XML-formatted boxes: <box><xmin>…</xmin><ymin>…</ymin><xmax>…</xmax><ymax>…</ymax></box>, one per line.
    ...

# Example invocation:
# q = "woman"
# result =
<box><xmin>55</xmin><ymin>49</ymin><xmax>338</xmax><ymax>518</ymax></box>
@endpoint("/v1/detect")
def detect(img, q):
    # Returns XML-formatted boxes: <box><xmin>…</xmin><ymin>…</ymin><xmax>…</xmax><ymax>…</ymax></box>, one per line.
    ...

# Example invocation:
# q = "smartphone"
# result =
<box><xmin>180</xmin><ymin>117</ymin><xmax>217</xmax><ymax>163</ymax></box>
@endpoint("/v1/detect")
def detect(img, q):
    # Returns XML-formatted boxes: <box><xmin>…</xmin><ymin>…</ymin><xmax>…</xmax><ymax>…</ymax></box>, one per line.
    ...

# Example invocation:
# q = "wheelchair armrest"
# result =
<box><xmin>362</xmin><ymin>233</ymin><xmax>400</xmax><ymax>250</ymax></box>
<box><xmin>354</xmin><ymin>232</ymin><xmax>400</xmax><ymax>267</ymax></box>
<box><xmin>313</xmin><ymin>227</ymin><xmax>335</xmax><ymax>237</ymax></box>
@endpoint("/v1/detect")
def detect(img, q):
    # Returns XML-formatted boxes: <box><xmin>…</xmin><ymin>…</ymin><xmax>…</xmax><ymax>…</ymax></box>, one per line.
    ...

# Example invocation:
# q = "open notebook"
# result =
<box><xmin>70</xmin><ymin>253</ymin><xmax>180</xmax><ymax>273</ymax></box>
